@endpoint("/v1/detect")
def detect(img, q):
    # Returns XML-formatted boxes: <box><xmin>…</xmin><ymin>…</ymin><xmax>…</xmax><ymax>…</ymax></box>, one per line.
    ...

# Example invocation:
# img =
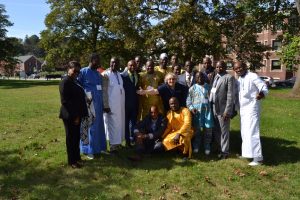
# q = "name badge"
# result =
<box><xmin>203</xmin><ymin>99</ymin><xmax>208</xmax><ymax>104</ymax></box>
<box><xmin>97</xmin><ymin>85</ymin><xmax>102</xmax><ymax>90</ymax></box>
<box><xmin>211</xmin><ymin>88</ymin><xmax>217</xmax><ymax>93</ymax></box>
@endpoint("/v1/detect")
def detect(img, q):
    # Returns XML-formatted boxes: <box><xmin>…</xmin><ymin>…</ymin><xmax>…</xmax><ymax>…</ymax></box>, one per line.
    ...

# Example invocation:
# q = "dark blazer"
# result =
<box><xmin>158</xmin><ymin>82</ymin><xmax>189</xmax><ymax>112</ymax></box>
<box><xmin>135</xmin><ymin>114</ymin><xmax>167</xmax><ymax>140</ymax></box>
<box><xmin>59</xmin><ymin>76</ymin><xmax>88</xmax><ymax>120</ymax></box>
<box><xmin>121</xmin><ymin>70</ymin><xmax>139</xmax><ymax>112</ymax></box>
<box><xmin>178</xmin><ymin>70</ymin><xmax>197</xmax><ymax>87</ymax></box>
<box><xmin>201</xmin><ymin>67</ymin><xmax>216</xmax><ymax>86</ymax></box>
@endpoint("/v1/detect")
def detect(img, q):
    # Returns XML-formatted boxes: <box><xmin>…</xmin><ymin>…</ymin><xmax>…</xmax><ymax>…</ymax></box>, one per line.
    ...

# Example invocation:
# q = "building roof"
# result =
<box><xmin>15</xmin><ymin>55</ymin><xmax>34</xmax><ymax>63</ymax></box>
<box><xmin>15</xmin><ymin>55</ymin><xmax>42</xmax><ymax>63</ymax></box>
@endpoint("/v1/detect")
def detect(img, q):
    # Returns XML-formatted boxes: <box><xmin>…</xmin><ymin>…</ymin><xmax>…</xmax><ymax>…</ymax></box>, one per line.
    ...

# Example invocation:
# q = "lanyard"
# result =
<box><xmin>113</xmin><ymin>72</ymin><xmax>120</xmax><ymax>85</ymax></box>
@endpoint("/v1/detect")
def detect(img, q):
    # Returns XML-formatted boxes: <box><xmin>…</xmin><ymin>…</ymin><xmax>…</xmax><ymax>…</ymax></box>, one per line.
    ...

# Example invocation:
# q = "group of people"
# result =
<box><xmin>59</xmin><ymin>53</ymin><xmax>268</xmax><ymax>168</ymax></box>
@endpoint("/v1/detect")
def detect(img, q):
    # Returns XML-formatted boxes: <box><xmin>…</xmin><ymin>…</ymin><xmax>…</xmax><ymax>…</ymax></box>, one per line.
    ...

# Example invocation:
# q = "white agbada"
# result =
<box><xmin>103</xmin><ymin>69</ymin><xmax>125</xmax><ymax>145</ymax></box>
<box><xmin>237</xmin><ymin>72</ymin><xmax>268</xmax><ymax>158</ymax></box>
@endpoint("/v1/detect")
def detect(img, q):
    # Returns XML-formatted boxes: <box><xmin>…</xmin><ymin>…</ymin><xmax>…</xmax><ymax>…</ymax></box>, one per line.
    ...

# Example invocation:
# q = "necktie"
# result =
<box><xmin>132</xmin><ymin>74</ymin><xmax>135</xmax><ymax>85</ymax></box>
<box><xmin>213</xmin><ymin>75</ymin><xmax>220</xmax><ymax>88</ymax></box>
<box><xmin>186</xmin><ymin>73</ymin><xmax>191</xmax><ymax>86</ymax></box>
<box><xmin>210</xmin><ymin>75</ymin><xmax>220</xmax><ymax>103</ymax></box>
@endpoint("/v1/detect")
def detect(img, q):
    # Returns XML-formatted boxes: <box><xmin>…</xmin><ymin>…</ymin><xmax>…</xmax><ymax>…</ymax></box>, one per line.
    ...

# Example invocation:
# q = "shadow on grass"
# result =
<box><xmin>0</xmin><ymin>79</ymin><xmax>60</xmax><ymax>89</ymax></box>
<box><xmin>0</xmin><ymin>149</ymin><xmax>114</xmax><ymax>199</ymax></box>
<box><xmin>1</xmin><ymin>132</ymin><xmax>299</xmax><ymax>199</ymax></box>
<box><xmin>0</xmin><ymin>149</ymin><xmax>190</xmax><ymax>199</ymax></box>
<box><xmin>229</xmin><ymin>130</ymin><xmax>300</xmax><ymax>166</ymax></box>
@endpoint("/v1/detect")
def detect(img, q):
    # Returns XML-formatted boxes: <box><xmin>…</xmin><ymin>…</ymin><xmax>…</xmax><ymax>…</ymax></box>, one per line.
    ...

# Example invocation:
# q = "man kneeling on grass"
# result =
<box><xmin>128</xmin><ymin>105</ymin><xmax>167</xmax><ymax>161</ymax></box>
<box><xmin>162</xmin><ymin>97</ymin><xmax>194</xmax><ymax>160</ymax></box>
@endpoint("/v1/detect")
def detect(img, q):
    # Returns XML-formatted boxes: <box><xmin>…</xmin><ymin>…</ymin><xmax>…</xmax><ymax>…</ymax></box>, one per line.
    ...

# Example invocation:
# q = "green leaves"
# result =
<box><xmin>40</xmin><ymin>0</ymin><xmax>296</xmax><ymax>69</ymax></box>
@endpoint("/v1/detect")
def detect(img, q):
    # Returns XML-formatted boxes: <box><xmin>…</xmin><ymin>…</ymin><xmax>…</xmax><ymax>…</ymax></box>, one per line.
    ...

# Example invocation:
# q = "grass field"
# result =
<box><xmin>0</xmin><ymin>79</ymin><xmax>299</xmax><ymax>200</ymax></box>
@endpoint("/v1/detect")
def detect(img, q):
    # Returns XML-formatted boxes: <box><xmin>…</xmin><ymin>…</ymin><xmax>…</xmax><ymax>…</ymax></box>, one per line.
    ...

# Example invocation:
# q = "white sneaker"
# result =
<box><xmin>193</xmin><ymin>148</ymin><xmax>199</xmax><ymax>153</ymax></box>
<box><xmin>248</xmin><ymin>161</ymin><xmax>261</xmax><ymax>166</ymax></box>
<box><xmin>205</xmin><ymin>149</ymin><xmax>210</xmax><ymax>155</ymax></box>
<box><xmin>86</xmin><ymin>154</ymin><xmax>94</xmax><ymax>160</ymax></box>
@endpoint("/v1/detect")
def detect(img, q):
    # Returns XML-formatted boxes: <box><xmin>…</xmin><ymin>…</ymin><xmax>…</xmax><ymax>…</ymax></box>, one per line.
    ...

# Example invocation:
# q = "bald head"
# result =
<box><xmin>233</xmin><ymin>61</ymin><xmax>247</xmax><ymax>76</ymax></box>
<box><xmin>216</xmin><ymin>61</ymin><xmax>227</xmax><ymax>74</ymax></box>
<box><xmin>150</xmin><ymin>105</ymin><xmax>159</xmax><ymax>120</ymax></box>
<box><xmin>127</xmin><ymin>60</ymin><xmax>136</xmax><ymax>73</ymax></box>
<box><xmin>169</xmin><ymin>97</ymin><xmax>179</xmax><ymax>112</ymax></box>
<box><xmin>203</xmin><ymin>57</ymin><xmax>212</xmax><ymax>70</ymax></box>
<box><xmin>146</xmin><ymin>60</ymin><xmax>155</xmax><ymax>74</ymax></box>
<box><xmin>110</xmin><ymin>57</ymin><xmax>120</xmax><ymax>72</ymax></box>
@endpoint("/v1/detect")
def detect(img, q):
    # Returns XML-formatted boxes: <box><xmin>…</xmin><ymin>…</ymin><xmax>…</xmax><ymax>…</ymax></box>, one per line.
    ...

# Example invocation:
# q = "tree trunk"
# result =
<box><xmin>291</xmin><ymin>0</ymin><xmax>300</xmax><ymax>96</ymax></box>
<box><xmin>296</xmin><ymin>0</ymin><xmax>300</xmax><ymax>15</ymax></box>
<box><xmin>291</xmin><ymin>67</ymin><xmax>300</xmax><ymax>96</ymax></box>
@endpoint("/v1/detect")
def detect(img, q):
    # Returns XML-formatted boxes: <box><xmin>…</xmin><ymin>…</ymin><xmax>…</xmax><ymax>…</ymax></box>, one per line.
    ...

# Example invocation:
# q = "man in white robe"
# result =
<box><xmin>102</xmin><ymin>57</ymin><xmax>125</xmax><ymax>152</ymax></box>
<box><xmin>233</xmin><ymin>62</ymin><xmax>268</xmax><ymax>166</ymax></box>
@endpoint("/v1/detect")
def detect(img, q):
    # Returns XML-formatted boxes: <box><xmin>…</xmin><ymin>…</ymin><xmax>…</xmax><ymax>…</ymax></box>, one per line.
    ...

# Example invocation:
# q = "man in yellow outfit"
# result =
<box><xmin>162</xmin><ymin>97</ymin><xmax>194</xmax><ymax>159</ymax></box>
<box><xmin>138</xmin><ymin>60</ymin><xmax>164</xmax><ymax>120</ymax></box>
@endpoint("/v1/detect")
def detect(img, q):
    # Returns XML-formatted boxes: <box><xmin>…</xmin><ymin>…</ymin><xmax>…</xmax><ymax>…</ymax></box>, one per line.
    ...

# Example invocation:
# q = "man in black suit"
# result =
<box><xmin>201</xmin><ymin>57</ymin><xmax>216</xmax><ymax>86</ymax></box>
<box><xmin>121</xmin><ymin>60</ymin><xmax>140</xmax><ymax>147</ymax></box>
<box><xmin>176</xmin><ymin>60</ymin><xmax>197</xmax><ymax>87</ymax></box>
<box><xmin>59</xmin><ymin>61</ymin><xmax>88</xmax><ymax>168</ymax></box>
<box><xmin>128</xmin><ymin>105</ymin><xmax>167</xmax><ymax>161</ymax></box>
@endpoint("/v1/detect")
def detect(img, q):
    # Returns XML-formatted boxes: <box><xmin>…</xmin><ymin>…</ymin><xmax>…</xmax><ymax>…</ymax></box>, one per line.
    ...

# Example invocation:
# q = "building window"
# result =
<box><xmin>272</xmin><ymin>40</ymin><xmax>281</xmax><ymax>51</ymax></box>
<box><xmin>271</xmin><ymin>60</ymin><xmax>281</xmax><ymax>70</ymax></box>
<box><xmin>264</xmin><ymin>40</ymin><xmax>268</xmax><ymax>46</ymax></box>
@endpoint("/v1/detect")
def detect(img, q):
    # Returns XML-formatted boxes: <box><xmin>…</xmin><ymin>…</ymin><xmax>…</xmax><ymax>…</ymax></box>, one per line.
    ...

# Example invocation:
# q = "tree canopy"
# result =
<box><xmin>40</xmin><ymin>0</ymin><xmax>297</xmax><ymax>68</ymax></box>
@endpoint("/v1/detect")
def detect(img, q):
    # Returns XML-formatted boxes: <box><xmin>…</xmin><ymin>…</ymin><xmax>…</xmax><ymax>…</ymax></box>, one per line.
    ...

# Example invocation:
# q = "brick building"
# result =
<box><xmin>0</xmin><ymin>55</ymin><xmax>42</xmax><ymax>76</ymax></box>
<box><xmin>255</xmin><ymin>29</ymin><xmax>294</xmax><ymax>80</ymax></box>
<box><xmin>15</xmin><ymin>55</ymin><xmax>42</xmax><ymax>75</ymax></box>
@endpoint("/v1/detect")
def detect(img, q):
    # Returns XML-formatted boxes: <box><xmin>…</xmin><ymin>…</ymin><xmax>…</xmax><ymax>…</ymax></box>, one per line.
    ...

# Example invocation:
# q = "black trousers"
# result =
<box><xmin>136</xmin><ymin>139</ymin><xmax>164</xmax><ymax>154</ymax></box>
<box><xmin>63</xmin><ymin>119</ymin><xmax>81</xmax><ymax>165</ymax></box>
<box><xmin>125</xmin><ymin>108</ymin><xmax>138</xmax><ymax>144</ymax></box>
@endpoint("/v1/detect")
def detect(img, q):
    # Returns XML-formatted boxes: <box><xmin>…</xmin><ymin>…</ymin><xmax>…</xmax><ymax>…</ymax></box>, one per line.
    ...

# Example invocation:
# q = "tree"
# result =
<box><xmin>41</xmin><ymin>0</ymin><xmax>296</xmax><ymax>70</ymax></box>
<box><xmin>280</xmin><ymin>1</ymin><xmax>300</xmax><ymax>96</ymax></box>
<box><xmin>23</xmin><ymin>34</ymin><xmax>45</xmax><ymax>58</ymax></box>
<box><xmin>0</xmin><ymin>4</ymin><xmax>13</xmax><ymax>61</ymax></box>
<box><xmin>0</xmin><ymin>4</ymin><xmax>21</xmax><ymax>76</ymax></box>
<box><xmin>146</xmin><ymin>1</ymin><xmax>223</xmax><ymax>62</ymax></box>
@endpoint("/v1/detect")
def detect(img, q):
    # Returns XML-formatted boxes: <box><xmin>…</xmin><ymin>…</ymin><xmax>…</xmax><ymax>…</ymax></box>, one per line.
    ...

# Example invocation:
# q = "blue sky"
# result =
<box><xmin>0</xmin><ymin>0</ymin><xmax>50</xmax><ymax>39</ymax></box>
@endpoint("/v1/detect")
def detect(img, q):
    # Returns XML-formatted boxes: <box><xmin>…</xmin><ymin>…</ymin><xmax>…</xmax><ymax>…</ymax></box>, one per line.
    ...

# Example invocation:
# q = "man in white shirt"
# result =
<box><xmin>233</xmin><ymin>61</ymin><xmax>268</xmax><ymax>166</ymax></box>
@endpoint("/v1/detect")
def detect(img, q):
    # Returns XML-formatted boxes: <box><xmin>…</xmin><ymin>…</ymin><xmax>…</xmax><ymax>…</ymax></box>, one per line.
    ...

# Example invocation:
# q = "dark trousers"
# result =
<box><xmin>125</xmin><ymin>108</ymin><xmax>138</xmax><ymax>144</ymax></box>
<box><xmin>63</xmin><ymin>120</ymin><xmax>81</xmax><ymax>165</ymax></box>
<box><xmin>136</xmin><ymin>139</ymin><xmax>164</xmax><ymax>154</ymax></box>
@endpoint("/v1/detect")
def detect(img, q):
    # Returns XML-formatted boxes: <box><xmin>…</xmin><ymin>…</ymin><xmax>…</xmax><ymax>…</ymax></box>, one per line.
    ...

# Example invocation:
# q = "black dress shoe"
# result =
<box><xmin>127</xmin><ymin>155</ymin><xmax>142</xmax><ymax>161</ymax></box>
<box><xmin>126</xmin><ymin>142</ymin><xmax>133</xmax><ymax>148</ymax></box>
<box><xmin>218</xmin><ymin>154</ymin><xmax>228</xmax><ymax>160</ymax></box>
<box><xmin>77</xmin><ymin>159</ymin><xmax>84</xmax><ymax>164</ymax></box>
<box><xmin>70</xmin><ymin>163</ymin><xmax>82</xmax><ymax>169</ymax></box>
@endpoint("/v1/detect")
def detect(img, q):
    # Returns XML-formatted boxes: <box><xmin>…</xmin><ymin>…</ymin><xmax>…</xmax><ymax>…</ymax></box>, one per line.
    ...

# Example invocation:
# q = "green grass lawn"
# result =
<box><xmin>0</xmin><ymin>80</ymin><xmax>299</xmax><ymax>200</ymax></box>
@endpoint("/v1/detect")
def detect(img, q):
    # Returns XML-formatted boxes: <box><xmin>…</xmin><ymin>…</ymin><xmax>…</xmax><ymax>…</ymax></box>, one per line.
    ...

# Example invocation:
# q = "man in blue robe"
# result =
<box><xmin>78</xmin><ymin>53</ymin><xmax>108</xmax><ymax>159</ymax></box>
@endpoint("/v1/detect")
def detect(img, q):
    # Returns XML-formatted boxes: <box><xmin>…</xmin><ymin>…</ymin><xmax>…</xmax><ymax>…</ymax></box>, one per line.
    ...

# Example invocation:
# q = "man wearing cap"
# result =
<box><xmin>155</xmin><ymin>53</ymin><xmax>172</xmax><ymax>76</ymax></box>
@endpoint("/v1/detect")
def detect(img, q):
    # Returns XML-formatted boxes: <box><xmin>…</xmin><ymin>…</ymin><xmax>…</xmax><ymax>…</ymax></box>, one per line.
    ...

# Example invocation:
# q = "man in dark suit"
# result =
<box><xmin>209</xmin><ymin>61</ymin><xmax>235</xmax><ymax>159</ymax></box>
<box><xmin>176</xmin><ymin>60</ymin><xmax>197</xmax><ymax>87</ymax></box>
<box><xmin>121</xmin><ymin>60</ymin><xmax>140</xmax><ymax>147</ymax></box>
<box><xmin>59</xmin><ymin>61</ymin><xmax>88</xmax><ymax>168</ymax></box>
<box><xmin>128</xmin><ymin>105</ymin><xmax>167</xmax><ymax>161</ymax></box>
<box><xmin>201</xmin><ymin>57</ymin><xmax>216</xmax><ymax>86</ymax></box>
